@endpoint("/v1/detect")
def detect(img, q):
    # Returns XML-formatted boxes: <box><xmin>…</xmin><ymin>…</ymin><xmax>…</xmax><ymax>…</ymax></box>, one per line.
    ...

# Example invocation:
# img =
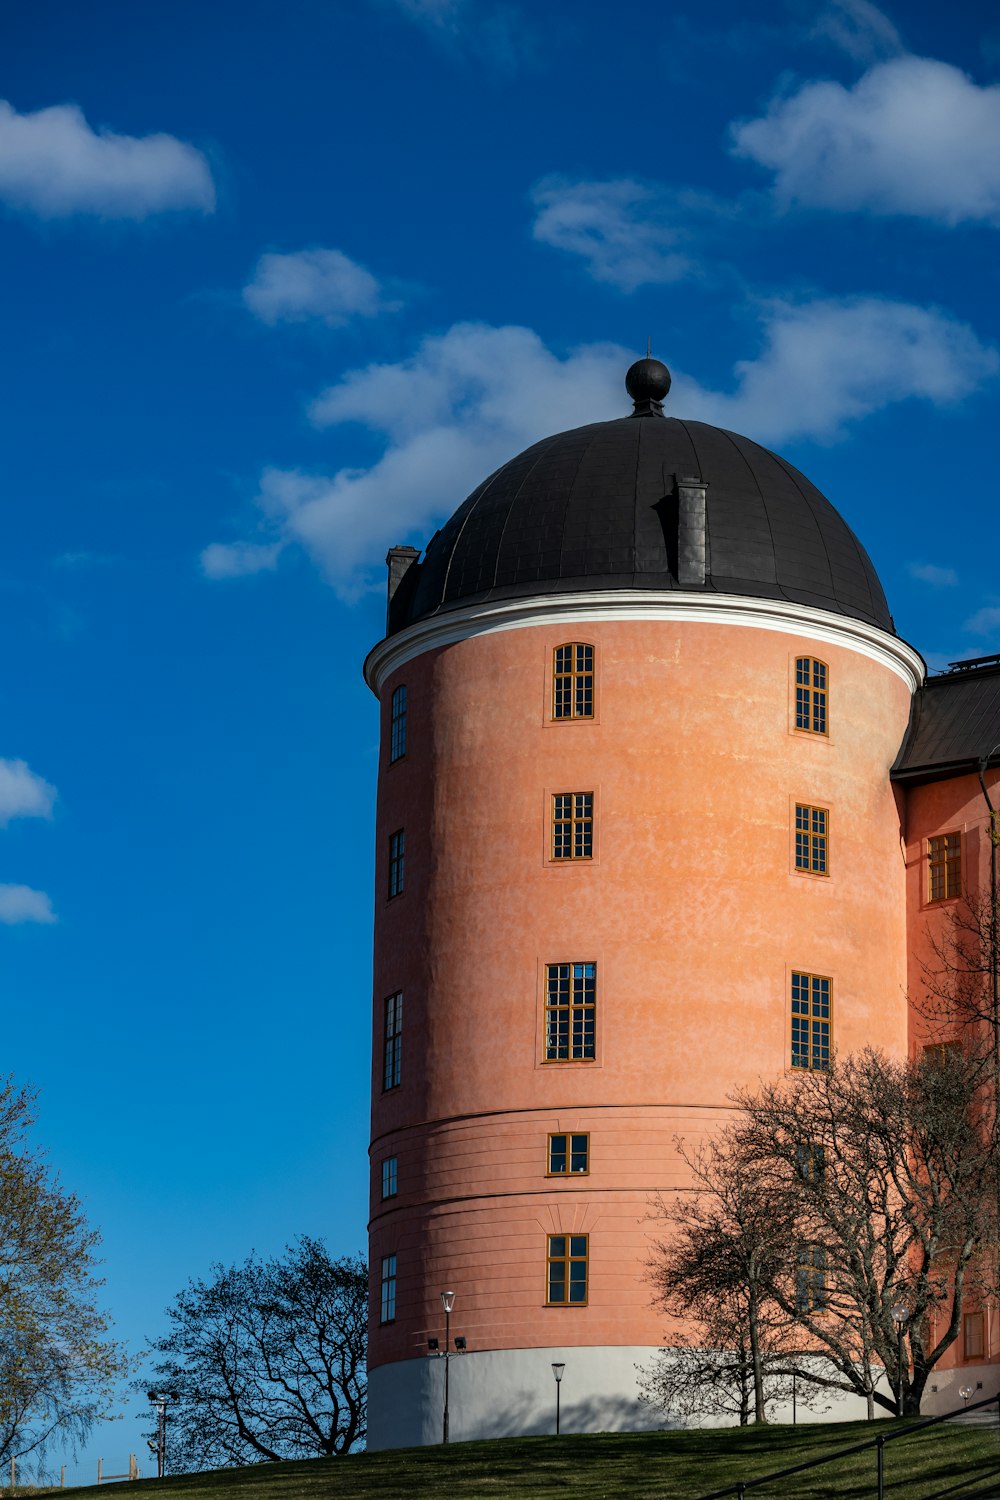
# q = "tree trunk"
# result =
<box><xmin>748</xmin><ymin>1291</ymin><xmax>766</xmax><ymax>1423</ymax></box>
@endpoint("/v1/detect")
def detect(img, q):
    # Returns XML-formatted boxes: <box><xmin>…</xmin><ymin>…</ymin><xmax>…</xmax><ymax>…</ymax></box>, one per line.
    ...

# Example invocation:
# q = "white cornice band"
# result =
<box><xmin>363</xmin><ymin>591</ymin><xmax>926</xmax><ymax>697</ymax></box>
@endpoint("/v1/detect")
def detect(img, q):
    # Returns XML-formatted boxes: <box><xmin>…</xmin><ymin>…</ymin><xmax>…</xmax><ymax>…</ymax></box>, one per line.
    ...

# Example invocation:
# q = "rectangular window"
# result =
<box><xmin>964</xmin><ymin>1310</ymin><xmax>985</xmax><ymax>1360</ymax></box>
<box><xmin>553</xmin><ymin>643</ymin><xmax>594</xmax><ymax>720</ymax></box>
<box><xmin>795</xmin><ymin>803</ymin><xmax>829</xmax><ymax>875</ymax></box>
<box><xmin>390</xmin><ymin>684</ymin><xmax>407</xmax><ymax>763</ymax></box>
<box><xmin>388</xmin><ymin>829</ymin><xmax>405</xmax><ymax>898</ymax></box>
<box><xmin>381</xmin><ymin>1156</ymin><xmax>398</xmax><ymax>1199</ymax></box>
<box><xmin>796</xmin><ymin>1140</ymin><xmax>826</xmax><ymax>1184</ymax></box>
<box><xmin>383</xmin><ymin>992</ymin><xmax>402</xmax><ymax>1091</ymax></box>
<box><xmin>795</xmin><ymin>657</ymin><xmax>828</xmax><ymax>735</ymax></box>
<box><xmin>928</xmin><ymin>832</ymin><xmax>961</xmax><ymax>902</ymax></box>
<box><xmin>795</xmin><ymin>1244</ymin><xmax>827</xmax><ymax>1313</ymax></box>
<box><xmin>545</xmin><ymin>962</ymin><xmax>596</xmax><ymax>1061</ymax></box>
<box><xmin>547</xmin><ymin>1233</ymin><xmax>588</xmax><ymax>1305</ymax></box>
<box><xmin>380</xmin><ymin>1254</ymin><xmax>397</xmax><ymax>1323</ymax></box>
<box><xmin>791</xmin><ymin>972</ymin><xmax>831</xmax><ymax>1072</ymax></box>
<box><xmin>548</xmin><ymin>1133</ymin><xmax>590</xmax><ymax>1175</ymax></box>
<box><xmin>551</xmin><ymin>793</ymin><xmax>594</xmax><ymax>860</ymax></box>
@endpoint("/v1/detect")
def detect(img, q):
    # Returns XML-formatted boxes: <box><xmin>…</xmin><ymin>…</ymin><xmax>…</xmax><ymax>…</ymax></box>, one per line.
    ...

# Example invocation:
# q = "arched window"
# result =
<box><xmin>795</xmin><ymin>657</ymin><xmax>828</xmax><ymax>735</ymax></box>
<box><xmin>552</xmin><ymin>643</ymin><xmax>594</xmax><ymax>720</ymax></box>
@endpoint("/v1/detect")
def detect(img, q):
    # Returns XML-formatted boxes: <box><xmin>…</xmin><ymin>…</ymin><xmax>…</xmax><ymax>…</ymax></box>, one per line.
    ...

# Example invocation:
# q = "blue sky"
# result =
<box><xmin>1</xmin><ymin>0</ymin><xmax>999</xmax><ymax>1477</ymax></box>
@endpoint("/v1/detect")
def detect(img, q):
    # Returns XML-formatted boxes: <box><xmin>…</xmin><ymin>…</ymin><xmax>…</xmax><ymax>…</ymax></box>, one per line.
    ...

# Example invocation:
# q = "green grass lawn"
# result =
<box><xmin>36</xmin><ymin>1419</ymin><xmax>1000</xmax><ymax>1500</ymax></box>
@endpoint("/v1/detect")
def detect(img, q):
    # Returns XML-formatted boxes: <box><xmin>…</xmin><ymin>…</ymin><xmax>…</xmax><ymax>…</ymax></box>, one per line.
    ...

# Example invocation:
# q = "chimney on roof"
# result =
<box><xmin>385</xmin><ymin>546</ymin><xmax>420</xmax><ymax>629</ymax></box>
<box><xmin>676</xmin><ymin>475</ymin><xmax>709</xmax><ymax>587</ymax></box>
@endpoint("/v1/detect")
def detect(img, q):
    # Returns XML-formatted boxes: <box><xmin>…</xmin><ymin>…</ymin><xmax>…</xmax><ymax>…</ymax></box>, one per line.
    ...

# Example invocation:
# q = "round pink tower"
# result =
<box><xmin>363</xmin><ymin>360</ymin><xmax>922</xmax><ymax>1447</ymax></box>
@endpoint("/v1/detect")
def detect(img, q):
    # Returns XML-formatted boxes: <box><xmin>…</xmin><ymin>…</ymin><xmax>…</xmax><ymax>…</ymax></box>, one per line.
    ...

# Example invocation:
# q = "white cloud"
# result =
<box><xmin>202</xmin><ymin>302</ymin><xmax>996</xmax><ymax>597</ymax></box>
<box><xmin>672</xmin><ymin>297</ymin><xmax>997</xmax><ymax>445</ymax></box>
<box><xmin>0</xmin><ymin>759</ymin><xmax>56</xmax><ymax>826</ymax></box>
<box><xmin>810</xmin><ymin>0</ymin><xmax>903</xmax><ymax>63</ymax></box>
<box><xmin>0</xmin><ymin>99</ymin><xmax>215</xmax><ymax>220</ymax></box>
<box><xmin>530</xmin><ymin>177</ymin><xmax>725</xmax><ymax>292</ymax></box>
<box><xmin>242</xmin><ymin>248</ymin><xmax>399</xmax><ymax>328</ymax></box>
<box><xmin>964</xmin><ymin>606</ymin><xmax>1000</xmax><ymax>636</ymax></box>
<box><xmin>731</xmin><ymin>56</ymin><xmax>1000</xmax><ymax>224</ymax></box>
<box><xmin>376</xmin><ymin>0</ymin><xmax>530</xmax><ymax>71</ymax></box>
<box><xmin>199</xmin><ymin>539</ymin><xmax>284</xmax><ymax>580</ymax></box>
<box><xmin>0</xmin><ymin>884</ymin><xmax>56</xmax><ymax>925</ymax></box>
<box><xmin>907</xmin><ymin>562</ymin><xmax>958</xmax><ymax>588</ymax></box>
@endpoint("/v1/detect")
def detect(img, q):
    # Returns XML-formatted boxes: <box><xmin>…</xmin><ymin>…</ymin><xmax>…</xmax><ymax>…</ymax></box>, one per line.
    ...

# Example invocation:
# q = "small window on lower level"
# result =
<box><xmin>381</xmin><ymin>1157</ymin><xmax>398</xmax><ymax>1199</ymax></box>
<box><xmin>964</xmin><ymin>1310</ymin><xmax>985</xmax><ymax>1360</ymax></box>
<box><xmin>547</xmin><ymin>1234</ymin><xmax>588</xmax><ymax>1305</ymax></box>
<box><xmin>380</xmin><ymin>1254</ymin><xmax>397</xmax><ymax>1323</ymax></box>
<box><xmin>795</xmin><ymin>1244</ymin><xmax>827</xmax><ymax>1313</ymax></box>
<box><xmin>928</xmin><ymin>832</ymin><xmax>962</xmax><ymax>902</ymax></box>
<box><xmin>548</xmin><ymin>1133</ymin><xmax>589</xmax><ymax>1175</ymax></box>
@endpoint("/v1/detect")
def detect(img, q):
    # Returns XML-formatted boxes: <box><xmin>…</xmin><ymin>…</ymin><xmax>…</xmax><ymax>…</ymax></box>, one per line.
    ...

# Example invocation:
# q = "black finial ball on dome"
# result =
<box><xmin>625</xmin><ymin>356</ymin><xmax>671</xmax><ymax>408</ymax></box>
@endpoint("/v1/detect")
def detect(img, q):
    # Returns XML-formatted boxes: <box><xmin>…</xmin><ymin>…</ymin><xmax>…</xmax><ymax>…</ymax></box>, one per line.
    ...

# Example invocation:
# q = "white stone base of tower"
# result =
<box><xmin>366</xmin><ymin>1345</ymin><xmax>881</xmax><ymax>1449</ymax></box>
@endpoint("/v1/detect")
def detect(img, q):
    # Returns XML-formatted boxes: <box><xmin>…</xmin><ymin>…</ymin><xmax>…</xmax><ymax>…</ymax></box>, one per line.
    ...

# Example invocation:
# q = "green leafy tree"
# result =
<box><xmin>0</xmin><ymin>1076</ymin><xmax>125</xmax><ymax>1472</ymax></box>
<box><xmin>143</xmin><ymin>1238</ymin><xmax>367</xmax><ymax>1470</ymax></box>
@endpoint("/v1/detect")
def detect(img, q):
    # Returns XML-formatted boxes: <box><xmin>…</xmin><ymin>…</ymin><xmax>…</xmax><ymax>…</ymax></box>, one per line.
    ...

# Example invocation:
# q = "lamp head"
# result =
<box><xmin>441</xmin><ymin>1289</ymin><xmax>456</xmax><ymax>1314</ymax></box>
<box><xmin>552</xmin><ymin>1362</ymin><xmax>566</xmax><ymax>1382</ymax></box>
<box><xmin>891</xmin><ymin>1302</ymin><xmax>909</xmax><ymax>1324</ymax></box>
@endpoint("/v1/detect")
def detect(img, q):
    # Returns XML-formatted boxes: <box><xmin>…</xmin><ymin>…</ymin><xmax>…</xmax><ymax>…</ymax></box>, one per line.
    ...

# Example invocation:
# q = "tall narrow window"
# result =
<box><xmin>795</xmin><ymin>1244</ymin><xmax>827</xmax><ymax>1313</ymax></box>
<box><xmin>380</xmin><ymin>1254</ymin><xmax>397</xmax><ymax>1323</ymax></box>
<box><xmin>381</xmin><ymin>1157</ymin><xmax>398</xmax><ymax>1199</ymax></box>
<box><xmin>383</xmin><ymin>992</ymin><xmax>402</xmax><ymax>1091</ymax></box>
<box><xmin>791</xmin><ymin>972</ymin><xmax>831</xmax><ymax>1072</ymax></box>
<box><xmin>795</xmin><ymin>803</ymin><xmax>829</xmax><ymax>875</ymax></box>
<box><xmin>545</xmin><ymin>963</ymin><xmax>596</xmax><ymax>1061</ymax></box>
<box><xmin>928</xmin><ymin>832</ymin><xmax>961</xmax><ymax>902</ymax></box>
<box><xmin>551</xmin><ymin>793</ymin><xmax>594</xmax><ymax>860</ymax></box>
<box><xmin>795</xmin><ymin>657</ymin><xmax>828</xmax><ymax>735</ymax></box>
<box><xmin>795</xmin><ymin>1141</ymin><xmax>826</xmax><ymax>1184</ymax></box>
<box><xmin>548</xmin><ymin>1133</ymin><xmax>590</xmax><ymax>1175</ymax></box>
<box><xmin>390</xmin><ymin>684</ymin><xmax>407</xmax><ymax>763</ymax></box>
<box><xmin>546</xmin><ymin>1234</ymin><xmax>588</xmax><ymax>1305</ymax></box>
<box><xmin>388</xmin><ymin>829</ymin><xmax>405</xmax><ymax>898</ymax></box>
<box><xmin>552</xmin><ymin>643</ymin><xmax>594</xmax><ymax>720</ymax></box>
<box><xmin>964</xmin><ymin>1311</ymin><xmax>985</xmax><ymax>1360</ymax></box>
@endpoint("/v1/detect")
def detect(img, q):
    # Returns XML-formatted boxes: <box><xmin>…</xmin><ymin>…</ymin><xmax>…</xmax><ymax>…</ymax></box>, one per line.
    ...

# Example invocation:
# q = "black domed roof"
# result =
<box><xmin>388</xmin><ymin>396</ymin><xmax>893</xmax><ymax>637</ymax></box>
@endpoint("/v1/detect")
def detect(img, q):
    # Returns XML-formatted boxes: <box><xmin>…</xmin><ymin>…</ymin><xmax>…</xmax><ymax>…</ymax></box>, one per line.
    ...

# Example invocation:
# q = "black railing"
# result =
<box><xmin>693</xmin><ymin>1391</ymin><xmax>1000</xmax><ymax>1500</ymax></box>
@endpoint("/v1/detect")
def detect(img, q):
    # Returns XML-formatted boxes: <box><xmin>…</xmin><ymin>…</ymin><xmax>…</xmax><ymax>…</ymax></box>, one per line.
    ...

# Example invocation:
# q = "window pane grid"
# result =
<box><xmin>388</xmin><ymin>829</ymin><xmax>405</xmax><ymax>898</ymax></box>
<box><xmin>383</xmin><ymin>992</ymin><xmax>402</xmax><ymax>1091</ymax></box>
<box><xmin>547</xmin><ymin>1233</ymin><xmax>588</xmax><ymax>1304</ymax></box>
<box><xmin>547</xmin><ymin>1132</ymin><xmax>590</xmax><ymax>1174</ymax></box>
<box><xmin>795</xmin><ymin>657</ymin><xmax>828</xmax><ymax>735</ymax></box>
<box><xmin>928</xmin><ymin>832</ymin><xmax>961</xmax><ymax>902</ymax></box>
<box><xmin>552</xmin><ymin>792</ymin><xmax>593</xmax><ymax>860</ymax></box>
<box><xmin>553</xmin><ymin>643</ymin><xmax>594</xmax><ymax>720</ymax></box>
<box><xmin>795</xmin><ymin>803</ymin><xmax>829</xmax><ymax>875</ymax></box>
<box><xmin>545</xmin><ymin>963</ymin><xmax>596</xmax><ymax>1061</ymax></box>
<box><xmin>380</xmin><ymin>1254</ymin><xmax>397</xmax><ymax>1323</ymax></box>
<box><xmin>795</xmin><ymin>1244</ymin><xmax>827</xmax><ymax>1313</ymax></box>
<box><xmin>791</xmin><ymin>972</ymin><xmax>831</xmax><ymax>1071</ymax></box>
<box><xmin>390</xmin><ymin>685</ymin><xmax>407</xmax><ymax>763</ymax></box>
<box><xmin>381</xmin><ymin>1156</ymin><xmax>398</xmax><ymax>1198</ymax></box>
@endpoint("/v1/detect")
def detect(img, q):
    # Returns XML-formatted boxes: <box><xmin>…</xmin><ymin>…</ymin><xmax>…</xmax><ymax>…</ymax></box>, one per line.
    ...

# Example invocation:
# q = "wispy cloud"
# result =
<box><xmin>809</xmin><ymin>0</ymin><xmax>904</xmax><ymax>63</ymax></box>
<box><xmin>964</xmin><ymin>605</ymin><xmax>1000</xmax><ymax>636</ymax></box>
<box><xmin>242</xmin><ymin>248</ymin><xmax>401</xmax><ymax>329</ymax></box>
<box><xmin>731</xmin><ymin>56</ymin><xmax>1000</xmax><ymax>225</ymax></box>
<box><xmin>0</xmin><ymin>758</ymin><xmax>56</xmax><ymax>826</ymax></box>
<box><xmin>907</xmin><ymin>561</ymin><xmax>958</xmax><ymax>588</ymax></box>
<box><xmin>530</xmin><ymin>177</ymin><xmax>734</xmax><ymax>292</ymax></box>
<box><xmin>0</xmin><ymin>99</ymin><xmax>215</xmax><ymax>221</ymax></box>
<box><xmin>202</xmin><ymin>300</ymin><xmax>995</xmax><ymax>596</ymax></box>
<box><xmin>373</xmin><ymin>0</ymin><xmax>533</xmax><ymax>71</ymax></box>
<box><xmin>0</xmin><ymin>884</ymin><xmax>56</xmax><ymax>925</ymax></box>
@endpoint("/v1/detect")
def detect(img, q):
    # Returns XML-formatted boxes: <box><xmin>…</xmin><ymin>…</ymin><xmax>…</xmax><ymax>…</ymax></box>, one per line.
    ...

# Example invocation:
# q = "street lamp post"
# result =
<box><xmin>891</xmin><ymin>1303</ymin><xmax>909</xmax><ymax>1418</ymax></box>
<box><xmin>428</xmin><ymin>1291</ymin><xmax>467</xmax><ymax>1445</ymax></box>
<box><xmin>551</xmin><ymin>1362</ymin><xmax>565</xmax><ymax>1435</ymax></box>
<box><xmin>146</xmin><ymin>1390</ymin><xmax>178</xmax><ymax>1479</ymax></box>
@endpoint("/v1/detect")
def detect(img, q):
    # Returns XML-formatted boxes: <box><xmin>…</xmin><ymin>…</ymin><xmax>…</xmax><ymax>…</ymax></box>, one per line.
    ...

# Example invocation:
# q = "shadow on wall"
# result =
<box><xmin>466</xmin><ymin>1388</ymin><xmax>670</xmax><ymax>1441</ymax></box>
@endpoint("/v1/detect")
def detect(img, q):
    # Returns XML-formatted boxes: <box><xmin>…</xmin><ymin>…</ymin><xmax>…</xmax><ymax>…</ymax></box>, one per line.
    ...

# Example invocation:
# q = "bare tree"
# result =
<box><xmin>143</xmin><ymin>1238</ymin><xmax>366</xmax><ymax>1471</ymax></box>
<box><xmin>0</xmin><ymin>1077</ymin><xmax>126</xmax><ymax>1474</ymax></box>
<box><xmin>736</xmin><ymin>1046</ymin><xmax>997</xmax><ymax>1416</ymax></box>
<box><xmin>642</xmin><ymin>1135</ymin><xmax>815</xmax><ymax>1424</ymax></box>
